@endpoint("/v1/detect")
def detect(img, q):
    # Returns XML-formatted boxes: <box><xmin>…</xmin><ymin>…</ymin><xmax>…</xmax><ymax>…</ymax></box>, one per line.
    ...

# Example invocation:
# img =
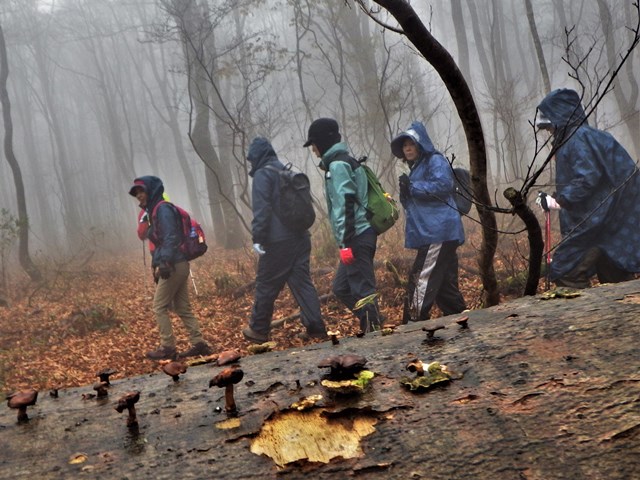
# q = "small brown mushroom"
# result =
<box><xmin>216</xmin><ymin>350</ymin><xmax>241</xmax><ymax>366</ymax></box>
<box><xmin>406</xmin><ymin>360</ymin><xmax>425</xmax><ymax>377</ymax></box>
<box><xmin>318</xmin><ymin>354</ymin><xmax>368</xmax><ymax>379</ymax></box>
<box><xmin>115</xmin><ymin>391</ymin><xmax>140</xmax><ymax>428</ymax></box>
<box><xmin>455</xmin><ymin>315</ymin><xmax>470</xmax><ymax>329</ymax></box>
<box><xmin>209</xmin><ymin>366</ymin><xmax>244</xmax><ymax>415</ymax></box>
<box><xmin>93</xmin><ymin>381</ymin><xmax>109</xmax><ymax>397</ymax></box>
<box><xmin>422</xmin><ymin>324</ymin><xmax>445</xmax><ymax>339</ymax></box>
<box><xmin>96</xmin><ymin>368</ymin><xmax>117</xmax><ymax>386</ymax></box>
<box><xmin>7</xmin><ymin>389</ymin><xmax>38</xmax><ymax>422</ymax></box>
<box><xmin>327</xmin><ymin>330</ymin><xmax>340</xmax><ymax>345</ymax></box>
<box><xmin>161</xmin><ymin>361</ymin><xmax>187</xmax><ymax>382</ymax></box>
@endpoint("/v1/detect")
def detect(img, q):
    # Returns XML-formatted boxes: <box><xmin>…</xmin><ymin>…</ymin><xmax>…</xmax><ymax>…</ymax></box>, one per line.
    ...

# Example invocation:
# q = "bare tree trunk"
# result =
<box><xmin>368</xmin><ymin>0</ymin><xmax>499</xmax><ymax>307</ymax></box>
<box><xmin>450</xmin><ymin>0</ymin><xmax>473</xmax><ymax>95</ymax></box>
<box><xmin>597</xmin><ymin>0</ymin><xmax>640</xmax><ymax>156</ymax></box>
<box><xmin>524</xmin><ymin>0</ymin><xmax>551</xmax><ymax>94</ymax></box>
<box><xmin>0</xmin><ymin>23</ymin><xmax>41</xmax><ymax>282</ymax></box>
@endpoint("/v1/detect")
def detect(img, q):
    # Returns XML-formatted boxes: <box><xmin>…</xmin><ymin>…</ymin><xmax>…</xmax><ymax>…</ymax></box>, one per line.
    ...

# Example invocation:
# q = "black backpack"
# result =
<box><xmin>452</xmin><ymin>167</ymin><xmax>472</xmax><ymax>215</ymax></box>
<box><xmin>266</xmin><ymin>163</ymin><xmax>316</xmax><ymax>232</ymax></box>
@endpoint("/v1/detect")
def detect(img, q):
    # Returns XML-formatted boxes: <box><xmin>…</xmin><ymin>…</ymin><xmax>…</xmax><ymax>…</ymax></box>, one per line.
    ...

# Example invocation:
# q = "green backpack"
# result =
<box><xmin>355</xmin><ymin>157</ymin><xmax>399</xmax><ymax>235</ymax></box>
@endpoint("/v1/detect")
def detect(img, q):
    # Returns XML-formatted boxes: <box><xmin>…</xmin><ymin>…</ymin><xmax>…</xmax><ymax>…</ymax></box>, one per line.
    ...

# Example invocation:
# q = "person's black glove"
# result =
<box><xmin>536</xmin><ymin>191</ymin><xmax>561</xmax><ymax>212</ymax></box>
<box><xmin>399</xmin><ymin>174</ymin><xmax>411</xmax><ymax>201</ymax></box>
<box><xmin>155</xmin><ymin>263</ymin><xmax>173</xmax><ymax>281</ymax></box>
<box><xmin>159</xmin><ymin>263</ymin><xmax>173</xmax><ymax>279</ymax></box>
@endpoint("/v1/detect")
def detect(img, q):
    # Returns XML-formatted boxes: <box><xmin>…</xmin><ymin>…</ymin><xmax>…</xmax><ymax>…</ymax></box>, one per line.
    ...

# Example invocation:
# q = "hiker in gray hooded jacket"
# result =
<box><xmin>242</xmin><ymin>137</ymin><xmax>327</xmax><ymax>344</ymax></box>
<box><xmin>391</xmin><ymin>121</ymin><xmax>466</xmax><ymax>323</ymax></box>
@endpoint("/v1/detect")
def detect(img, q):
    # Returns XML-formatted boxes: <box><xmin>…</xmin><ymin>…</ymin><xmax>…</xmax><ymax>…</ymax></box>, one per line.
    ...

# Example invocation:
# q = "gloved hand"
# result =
<box><xmin>340</xmin><ymin>247</ymin><xmax>355</xmax><ymax>265</ymax></box>
<box><xmin>155</xmin><ymin>263</ymin><xmax>173</xmax><ymax>281</ymax></box>
<box><xmin>399</xmin><ymin>174</ymin><xmax>411</xmax><ymax>201</ymax></box>
<box><xmin>253</xmin><ymin>243</ymin><xmax>266</xmax><ymax>255</ymax></box>
<box><xmin>536</xmin><ymin>191</ymin><xmax>561</xmax><ymax>212</ymax></box>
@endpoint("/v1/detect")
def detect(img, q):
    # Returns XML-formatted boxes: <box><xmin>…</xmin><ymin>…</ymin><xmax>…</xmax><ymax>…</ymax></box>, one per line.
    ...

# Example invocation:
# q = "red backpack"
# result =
<box><xmin>151</xmin><ymin>201</ymin><xmax>208</xmax><ymax>261</ymax></box>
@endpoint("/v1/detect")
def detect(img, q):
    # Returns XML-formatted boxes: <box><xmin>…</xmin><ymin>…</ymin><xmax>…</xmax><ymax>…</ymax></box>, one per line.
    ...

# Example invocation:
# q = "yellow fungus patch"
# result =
<box><xmin>215</xmin><ymin>417</ymin><xmax>242</xmax><ymax>430</ymax></box>
<box><xmin>250</xmin><ymin>409</ymin><xmax>377</xmax><ymax>466</ymax></box>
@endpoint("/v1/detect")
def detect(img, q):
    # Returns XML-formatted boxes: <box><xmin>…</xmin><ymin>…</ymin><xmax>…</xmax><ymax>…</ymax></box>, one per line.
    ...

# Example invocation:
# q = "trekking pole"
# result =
<box><xmin>142</xmin><ymin>240</ymin><xmax>148</xmax><ymax>289</ymax></box>
<box><xmin>190</xmin><ymin>268</ymin><xmax>199</xmax><ymax>296</ymax></box>
<box><xmin>545</xmin><ymin>210</ymin><xmax>552</xmax><ymax>291</ymax></box>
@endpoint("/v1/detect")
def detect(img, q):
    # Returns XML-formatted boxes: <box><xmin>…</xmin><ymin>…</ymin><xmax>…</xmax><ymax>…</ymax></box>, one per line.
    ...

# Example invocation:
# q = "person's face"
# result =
<box><xmin>311</xmin><ymin>144</ymin><xmax>321</xmax><ymax>158</ymax></box>
<box><xmin>133</xmin><ymin>187</ymin><xmax>148</xmax><ymax>208</ymax></box>
<box><xmin>403</xmin><ymin>138</ymin><xmax>419</xmax><ymax>162</ymax></box>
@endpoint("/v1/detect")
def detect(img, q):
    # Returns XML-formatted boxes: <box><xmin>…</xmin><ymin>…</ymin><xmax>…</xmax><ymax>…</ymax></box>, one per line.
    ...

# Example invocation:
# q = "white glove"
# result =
<box><xmin>253</xmin><ymin>243</ymin><xmax>266</xmax><ymax>255</ymax></box>
<box><xmin>535</xmin><ymin>192</ymin><xmax>561</xmax><ymax>211</ymax></box>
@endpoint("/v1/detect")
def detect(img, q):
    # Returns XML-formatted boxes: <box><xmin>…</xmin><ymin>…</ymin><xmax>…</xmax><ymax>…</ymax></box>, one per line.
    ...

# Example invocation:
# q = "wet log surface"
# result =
<box><xmin>1</xmin><ymin>280</ymin><xmax>639</xmax><ymax>479</ymax></box>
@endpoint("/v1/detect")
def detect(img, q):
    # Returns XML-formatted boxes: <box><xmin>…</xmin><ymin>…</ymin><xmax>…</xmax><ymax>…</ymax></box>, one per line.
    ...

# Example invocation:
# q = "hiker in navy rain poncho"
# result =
<box><xmin>242</xmin><ymin>137</ymin><xmax>327</xmax><ymax>344</ymax></box>
<box><xmin>535</xmin><ymin>88</ymin><xmax>640</xmax><ymax>288</ymax></box>
<box><xmin>391</xmin><ymin>121</ymin><xmax>466</xmax><ymax>323</ymax></box>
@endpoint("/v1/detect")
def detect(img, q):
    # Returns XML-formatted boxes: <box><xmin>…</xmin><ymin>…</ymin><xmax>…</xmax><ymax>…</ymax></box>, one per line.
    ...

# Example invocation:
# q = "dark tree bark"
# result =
<box><xmin>367</xmin><ymin>0</ymin><xmax>500</xmax><ymax>307</ymax></box>
<box><xmin>0</xmin><ymin>23</ymin><xmax>41</xmax><ymax>282</ymax></box>
<box><xmin>503</xmin><ymin>187</ymin><xmax>542</xmax><ymax>295</ymax></box>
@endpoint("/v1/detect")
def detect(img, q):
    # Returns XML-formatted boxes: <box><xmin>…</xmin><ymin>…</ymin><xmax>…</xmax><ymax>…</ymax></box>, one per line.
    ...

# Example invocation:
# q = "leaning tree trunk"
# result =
<box><xmin>0</xmin><ymin>23</ymin><xmax>41</xmax><ymax>282</ymax></box>
<box><xmin>369</xmin><ymin>0</ymin><xmax>499</xmax><ymax>307</ymax></box>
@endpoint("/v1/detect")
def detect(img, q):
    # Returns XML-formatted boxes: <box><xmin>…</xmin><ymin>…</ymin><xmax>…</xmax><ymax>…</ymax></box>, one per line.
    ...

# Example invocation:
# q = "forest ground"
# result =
<box><xmin>0</xmin><ymin>223</ymin><xmax>535</xmax><ymax>394</ymax></box>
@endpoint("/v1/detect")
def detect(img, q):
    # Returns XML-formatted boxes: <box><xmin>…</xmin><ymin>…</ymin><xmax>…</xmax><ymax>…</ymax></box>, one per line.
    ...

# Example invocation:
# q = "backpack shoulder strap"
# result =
<box><xmin>150</xmin><ymin>200</ymin><xmax>169</xmax><ymax>223</ymax></box>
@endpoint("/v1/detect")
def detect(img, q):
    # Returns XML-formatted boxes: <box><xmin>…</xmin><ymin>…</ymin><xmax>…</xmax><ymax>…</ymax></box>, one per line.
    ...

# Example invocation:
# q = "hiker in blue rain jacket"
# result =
<box><xmin>128</xmin><ymin>176</ymin><xmax>212</xmax><ymax>360</ymax></box>
<box><xmin>242</xmin><ymin>137</ymin><xmax>327</xmax><ymax>344</ymax></box>
<box><xmin>534</xmin><ymin>88</ymin><xmax>640</xmax><ymax>288</ymax></box>
<box><xmin>304</xmin><ymin>118</ymin><xmax>382</xmax><ymax>333</ymax></box>
<box><xmin>391</xmin><ymin>121</ymin><xmax>466</xmax><ymax>323</ymax></box>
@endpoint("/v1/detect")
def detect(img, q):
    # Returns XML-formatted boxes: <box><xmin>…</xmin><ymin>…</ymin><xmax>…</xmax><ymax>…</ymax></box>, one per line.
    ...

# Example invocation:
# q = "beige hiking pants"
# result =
<box><xmin>153</xmin><ymin>261</ymin><xmax>204</xmax><ymax>348</ymax></box>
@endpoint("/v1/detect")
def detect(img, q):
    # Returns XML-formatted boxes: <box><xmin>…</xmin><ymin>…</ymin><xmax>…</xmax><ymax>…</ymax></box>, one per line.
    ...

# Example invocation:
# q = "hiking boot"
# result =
<box><xmin>178</xmin><ymin>342</ymin><xmax>213</xmax><ymax>359</ymax></box>
<box><xmin>242</xmin><ymin>327</ymin><xmax>269</xmax><ymax>344</ymax></box>
<box><xmin>297</xmin><ymin>330</ymin><xmax>329</xmax><ymax>341</ymax></box>
<box><xmin>146</xmin><ymin>345</ymin><xmax>177</xmax><ymax>361</ymax></box>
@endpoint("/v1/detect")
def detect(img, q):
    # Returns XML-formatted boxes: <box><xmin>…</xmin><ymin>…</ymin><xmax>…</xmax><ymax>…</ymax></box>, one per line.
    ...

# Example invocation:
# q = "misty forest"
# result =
<box><xmin>0</xmin><ymin>0</ymin><xmax>639</xmax><ymax>391</ymax></box>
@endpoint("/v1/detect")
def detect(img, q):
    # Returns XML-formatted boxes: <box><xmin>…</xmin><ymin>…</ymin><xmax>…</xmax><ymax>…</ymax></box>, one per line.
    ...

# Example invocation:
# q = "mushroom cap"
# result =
<box><xmin>7</xmin><ymin>389</ymin><xmax>38</xmax><ymax>409</ymax></box>
<box><xmin>209</xmin><ymin>366</ymin><xmax>244</xmax><ymax>388</ymax></box>
<box><xmin>318</xmin><ymin>354</ymin><xmax>367</xmax><ymax>371</ymax></box>
<box><xmin>115</xmin><ymin>391</ymin><xmax>140</xmax><ymax>412</ymax></box>
<box><xmin>161</xmin><ymin>361</ymin><xmax>187</xmax><ymax>377</ymax></box>
<box><xmin>406</xmin><ymin>360</ymin><xmax>425</xmax><ymax>373</ymax></box>
<box><xmin>96</xmin><ymin>368</ymin><xmax>117</xmax><ymax>384</ymax></box>
<box><xmin>422</xmin><ymin>324</ymin><xmax>445</xmax><ymax>333</ymax></box>
<box><xmin>216</xmin><ymin>350</ymin><xmax>242</xmax><ymax>366</ymax></box>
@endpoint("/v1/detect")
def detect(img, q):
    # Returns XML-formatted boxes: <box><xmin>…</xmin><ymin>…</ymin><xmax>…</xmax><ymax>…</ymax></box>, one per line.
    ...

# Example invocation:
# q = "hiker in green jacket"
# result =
<box><xmin>304</xmin><ymin>118</ymin><xmax>381</xmax><ymax>333</ymax></box>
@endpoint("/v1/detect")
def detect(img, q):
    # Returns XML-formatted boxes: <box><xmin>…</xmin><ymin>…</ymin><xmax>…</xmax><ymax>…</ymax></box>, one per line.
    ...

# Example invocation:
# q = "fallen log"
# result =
<box><xmin>2</xmin><ymin>280</ymin><xmax>639</xmax><ymax>479</ymax></box>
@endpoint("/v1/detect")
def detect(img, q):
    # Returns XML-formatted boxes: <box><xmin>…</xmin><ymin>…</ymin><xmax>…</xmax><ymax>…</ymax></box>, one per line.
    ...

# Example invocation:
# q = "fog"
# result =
<box><xmin>0</xmin><ymin>0</ymin><xmax>638</xmax><ymax>261</ymax></box>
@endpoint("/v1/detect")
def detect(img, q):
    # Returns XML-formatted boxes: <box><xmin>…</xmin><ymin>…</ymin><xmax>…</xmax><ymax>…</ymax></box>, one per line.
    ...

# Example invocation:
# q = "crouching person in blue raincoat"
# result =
<box><xmin>535</xmin><ymin>88</ymin><xmax>640</xmax><ymax>288</ymax></box>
